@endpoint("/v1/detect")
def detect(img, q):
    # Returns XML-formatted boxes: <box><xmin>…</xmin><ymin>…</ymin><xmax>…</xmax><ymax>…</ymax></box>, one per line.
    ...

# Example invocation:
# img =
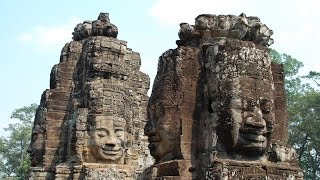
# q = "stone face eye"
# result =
<box><xmin>97</xmin><ymin>130</ymin><xmax>108</xmax><ymax>138</ymax></box>
<box><xmin>241</xmin><ymin>98</ymin><xmax>257</xmax><ymax>110</ymax></box>
<box><xmin>98</xmin><ymin>133</ymin><xmax>105</xmax><ymax>137</ymax></box>
<box><xmin>115</xmin><ymin>129</ymin><xmax>124</xmax><ymax>137</ymax></box>
<box><xmin>260</xmin><ymin>99</ymin><xmax>273</xmax><ymax>113</ymax></box>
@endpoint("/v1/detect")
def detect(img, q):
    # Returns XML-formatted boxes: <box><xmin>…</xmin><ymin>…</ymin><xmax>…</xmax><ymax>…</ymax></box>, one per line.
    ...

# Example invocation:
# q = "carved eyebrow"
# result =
<box><xmin>232</xmin><ymin>95</ymin><xmax>257</xmax><ymax>104</ymax></box>
<box><xmin>113</xmin><ymin>121</ymin><xmax>126</xmax><ymax>127</ymax></box>
<box><xmin>113</xmin><ymin>125</ymin><xmax>125</xmax><ymax>129</ymax></box>
<box><xmin>114</xmin><ymin>128</ymin><xmax>124</xmax><ymax>132</ymax></box>
<box><xmin>95</xmin><ymin>128</ymin><xmax>108</xmax><ymax>131</ymax></box>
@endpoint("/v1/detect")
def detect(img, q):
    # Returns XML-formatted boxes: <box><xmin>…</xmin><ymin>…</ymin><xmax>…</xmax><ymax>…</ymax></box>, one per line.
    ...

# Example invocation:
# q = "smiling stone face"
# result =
<box><xmin>143</xmin><ymin>49</ymin><xmax>186</xmax><ymax>164</ymax></box>
<box><xmin>28</xmin><ymin>124</ymin><xmax>45</xmax><ymax>166</ymax></box>
<box><xmin>228</xmin><ymin>78</ymin><xmax>274</xmax><ymax>155</ymax></box>
<box><xmin>205</xmin><ymin>40</ymin><xmax>275</xmax><ymax>157</ymax></box>
<box><xmin>88</xmin><ymin>115</ymin><xmax>126</xmax><ymax>162</ymax></box>
<box><xmin>144</xmin><ymin>103</ymin><xmax>181</xmax><ymax>163</ymax></box>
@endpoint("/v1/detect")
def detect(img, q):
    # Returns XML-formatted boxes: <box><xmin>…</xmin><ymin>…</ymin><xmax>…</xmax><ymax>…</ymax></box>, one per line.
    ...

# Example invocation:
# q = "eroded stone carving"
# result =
<box><xmin>197</xmin><ymin>15</ymin><xmax>303</xmax><ymax>179</ymax></box>
<box><xmin>29</xmin><ymin>11</ymin><xmax>303</xmax><ymax>180</ymax></box>
<box><xmin>72</xmin><ymin>12</ymin><xmax>118</xmax><ymax>41</ymax></box>
<box><xmin>50</xmin><ymin>64</ymin><xmax>61</xmax><ymax>89</ymax></box>
<box><xmin>177</xmin><ymin>13</ymin><xmax>274</xmax><ymax>47</ymax></box>
<box><xmin>141</xmin><ymin>13</ymin><xmax>303</xmax><ymax>180</ymax></box>
<box><xmin>205</xmin><ymin>41</ymin><xmax>275</xmax><ymax>157</ymax></box>
<box><xmin>27</xmin><ymin>90</ymin><xmax>49</xmax><ymax>167</ymax></box>
<box><xmin>144</xmin><ymin>50</ymin><xmax>184</xmax><ymax>164</ymax></box>
<box><xmin>86</xmin><ymin>167</ymin><xmax>122</xmax><ymax>180</ymax></box>
<box><xmin>87</xmin><ymin>114</ymin><xmax>126</xmax><ymax>163</ymax></box>
<box><xmin>141</xmin><ymin>45</ymin><xmax>201</xmax><ymax>179</ymax></box>
<box><xmin>28</xmin><ymin>12</ymin><xmax>152</xmax><ymax>179</ymax></box>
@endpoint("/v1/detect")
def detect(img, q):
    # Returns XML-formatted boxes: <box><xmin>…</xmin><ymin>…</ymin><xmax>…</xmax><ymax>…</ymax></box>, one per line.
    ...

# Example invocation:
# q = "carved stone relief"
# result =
<box><xmin>72</xmin><ymin>12</ymin><xmax>118</xmax><ymax>41</ymax></box>
<box><xmin>28</xmin><ymin>90</ymin><xmax>50</xmax><ymax>167</ymax></box>
<box><xmin>144</xmin><ymin>49</ymin><xmax>183</xmax><ymax>164</ymax></box>
<box><xmin>142</xmin><ymin>13</ymin><xmax>303</xmax><ymax>180</ymax></box>
<box><xmin>28</xmin><ymin>12</ymin><xmax>151</xmax><ymax>180</ymax></box>
<box><xmin>28</xmin><ymin>12</ymin><xmax>303</xmax><ymax>180</ymax></box>
<box><xmin>205</xmin><ymin>40</ymin><xmax>275</xmax><ymax>157</ymax></box>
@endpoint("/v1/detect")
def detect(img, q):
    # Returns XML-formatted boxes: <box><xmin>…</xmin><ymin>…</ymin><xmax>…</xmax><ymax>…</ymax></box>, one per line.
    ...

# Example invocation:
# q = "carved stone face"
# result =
<box><xmin>89</xmin><ymin>115</ymin><xmax>126</xmax><ymax>162</ymax></box>
<box><xmin>223</xmin><ymin>78</ymin><xmax>274</xmax><ymax>155</ymax></box>
<box><xmin>145</xmin><ymin>103</ymin><xmax>181</xmax><ymax>163</ymax></box>
<box><xmin>27</xmin><ymin>125</ymin><xmax>45</xmax><ymax>166</ymax></box>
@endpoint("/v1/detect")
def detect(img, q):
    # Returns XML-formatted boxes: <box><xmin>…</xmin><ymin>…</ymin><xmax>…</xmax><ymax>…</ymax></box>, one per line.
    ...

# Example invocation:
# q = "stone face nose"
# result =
<box><xmin>105</xmin><ymin>132</ymin><xmax>117</xmax><ymax>147</ymax></box>
<box><xmin>144</xmin><ymin>120</ymin><xmax>156</xmax><ymax>136</ymax></box>
<box><xmin>243</xmin><ymin>108</ymin><xmax>266</xmax><ymax>129</ymax></box>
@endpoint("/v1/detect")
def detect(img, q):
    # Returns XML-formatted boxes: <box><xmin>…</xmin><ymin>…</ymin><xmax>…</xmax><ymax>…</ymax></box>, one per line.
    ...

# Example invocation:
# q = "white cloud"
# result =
<box><xmin>290</xmin><ymin>0</ymin><xmax>320</xmax><ymax>18</ymax></box>
<box><xmin>149</xmin><ymin>0</ymin><xmax>240</xmax><ymax>25</ymax></box>
<box><xmin>17</xmin><ymin>17</ymin><xmax>81</xmax><ymax>49</ymax></box>
<box><xmin>150</xmin><ymin>0</ymin><xmax>320</xmax><ymax>72</ymax></box>
<box><xmin>149</xmin><ymin>0</ymin><xmax>277</xmax><ymax>26</ymax></box>
<box><xmin>33</xmin><ymin>25</ymin><xmax>72</xmax><ymax>46</ymax></box>
<box><xmin>17</xmin><ymin>33</ymin><xmax>33</xmax><ymax>41</ymax></box>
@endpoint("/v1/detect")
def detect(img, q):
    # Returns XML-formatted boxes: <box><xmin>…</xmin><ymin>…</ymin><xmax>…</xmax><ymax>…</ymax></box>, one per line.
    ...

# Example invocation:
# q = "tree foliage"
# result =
<box><xmin>0</xmin><ymin>103</ymin><xmax>37</xmax><ymax>179</ymax></box>
<box><xmin>303</xmin><ymin>71</ymin><xmax>320</xmax><ymax>87</ymax></box>
<box><xmin>271</xmin><ymin>49</ymin><xmax>320</xmax><ymax>179</ymax></box>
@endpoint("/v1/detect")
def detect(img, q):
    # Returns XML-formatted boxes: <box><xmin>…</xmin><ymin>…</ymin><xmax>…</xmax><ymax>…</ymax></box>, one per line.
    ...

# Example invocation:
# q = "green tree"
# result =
<box><xmin>0</xmin><ymin>103</ymin><xmax>37</xmax><ymax>179</ymax></box>
<box><xmin>304</xmin><ymin>71</ymin><xmax>320</xmax><ymax>87</ymax></box>
<box><xmin>271</xmin><ymin>49</ymin><xmax>320</xmax><ymax>179</ymax></box>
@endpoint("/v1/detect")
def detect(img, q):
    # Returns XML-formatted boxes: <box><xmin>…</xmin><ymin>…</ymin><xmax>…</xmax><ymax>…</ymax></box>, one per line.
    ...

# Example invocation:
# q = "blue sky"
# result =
<box><xmin>0</xmin><ymin>0</ymin><xmax>319</xmax><ymax>131</ymax></box>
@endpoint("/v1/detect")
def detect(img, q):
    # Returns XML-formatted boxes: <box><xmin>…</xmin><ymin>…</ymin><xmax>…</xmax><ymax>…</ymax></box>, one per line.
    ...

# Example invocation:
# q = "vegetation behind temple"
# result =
<box><xmin>0</xmin><ymin>104</ymin><xmax>37</xmax><ymax>179</ymax></box>
<box><xmin>0</xmin><ymin>50</ymin><xmax>318</xmax><ymax>179</ymax></box>
<box><xmin>271</xmin><ymin>49</ymin><xmax>320</xmax><ymax>180</ymax></box>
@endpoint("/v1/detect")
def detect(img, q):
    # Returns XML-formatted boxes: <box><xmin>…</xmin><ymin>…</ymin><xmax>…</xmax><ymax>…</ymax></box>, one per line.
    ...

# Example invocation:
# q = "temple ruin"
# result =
<box><xmin>28</xmin><ymin>12</ymin><xmax>303</xmax><ymax>179</ymax></box>
<box><xmin>140</xmin><ymin>13</ymin><xmax>303</xmax><ymax>179</ymax></box>
<box><xmin>28</xmin><ymin>13</ymin><xmax>152</xmax><ymax>179</ymax></box>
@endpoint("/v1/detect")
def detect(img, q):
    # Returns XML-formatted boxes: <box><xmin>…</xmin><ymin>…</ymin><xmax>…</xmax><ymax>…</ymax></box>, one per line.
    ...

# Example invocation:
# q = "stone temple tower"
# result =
<box><xmin>28</xmin><ymin>12</ymin><xmax>303</xmax><ymax>180</ymax></box>
<box><xmin>141</xmin><ymin>13</ymin><xmax>303</xmax><ymax>179</ymax></box>
<box><xmin>28</xmin><ymin>12</ymin><xmax>153</xmax><ymax>179</ymax></box>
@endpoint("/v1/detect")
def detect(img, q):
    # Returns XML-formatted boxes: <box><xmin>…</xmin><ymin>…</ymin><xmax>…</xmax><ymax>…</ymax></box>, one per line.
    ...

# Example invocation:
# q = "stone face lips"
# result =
<box><xmin>28</xmin><ymin>13</ymin><xmax>152</xmax><ymax>179</ymax></box>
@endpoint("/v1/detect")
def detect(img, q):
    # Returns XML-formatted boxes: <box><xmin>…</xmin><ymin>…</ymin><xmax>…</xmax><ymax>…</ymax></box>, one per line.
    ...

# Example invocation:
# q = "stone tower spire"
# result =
<box><xmin>28</xmin><ymin>12</ymin><xmax>152</xmax><ymax>179</ymax></box>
